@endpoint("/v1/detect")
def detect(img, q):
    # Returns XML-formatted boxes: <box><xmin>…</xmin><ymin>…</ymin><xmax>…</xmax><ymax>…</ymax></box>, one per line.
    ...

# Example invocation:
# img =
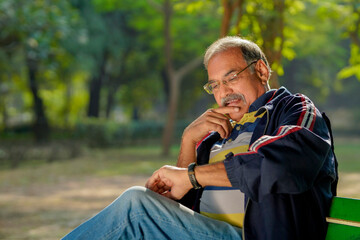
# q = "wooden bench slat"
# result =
<box><xmin>326</xmin><ymin>197</ymin><xmax>360</xmax><ymax>240</ymax></box>
<box><xmin>328</xmin><ymin>197</ymin><xmax>360</xmax><ymax>222</ymax></box>
<box><xmin>326</xmin><ymin>223</ymin><xmax>360</xmax><ymax>240</ymax></box>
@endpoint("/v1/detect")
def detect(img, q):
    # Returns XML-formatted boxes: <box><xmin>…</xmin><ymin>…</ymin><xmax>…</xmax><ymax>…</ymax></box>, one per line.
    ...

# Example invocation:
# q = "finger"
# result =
<box><xmin>206</xmin><ymin>109</ymin><xmax>231</xmax><ymax>121</ymax></box>
<box><xmin>210</xmin><ymin>106</ymin><xmax>240</xmax><ymax>115</ymax></box>
<box><xmin>145</xmin><ymin>172</ymin><xmax>160</xmax><ymax>189</ymax></box>
<box><xmin>153</xmin><ymin>183</ymin><xmax>171</xmax><ymax>195</ymax></box>
<box><xmin>155</xmin><ymin>181</ymin><xmax>167</xmax><ymax>192</ymax></box>
<box><xmin>203</xmin><ymin>121</ymin><xmax>229</xmax><ymax>139</ymax></box>
<box><xmin>205</xmin><ymin>116</ymin><xmax>233</xmax><ymax>138</ymax></box>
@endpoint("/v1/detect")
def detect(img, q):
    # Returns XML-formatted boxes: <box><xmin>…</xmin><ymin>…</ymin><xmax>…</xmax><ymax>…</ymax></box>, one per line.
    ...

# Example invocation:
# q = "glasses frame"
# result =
<box><xmin>203</xmin><ymin>60</ymin><xmax>258</xmax><ymax>94</ymax></box>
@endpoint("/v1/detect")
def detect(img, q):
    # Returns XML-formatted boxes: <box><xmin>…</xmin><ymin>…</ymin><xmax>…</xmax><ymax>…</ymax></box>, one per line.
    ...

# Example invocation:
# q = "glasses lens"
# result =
<box><xmin>204</xmin><ymin>84</ymin><xmax>213</xmax><ymax>94</ymax></box>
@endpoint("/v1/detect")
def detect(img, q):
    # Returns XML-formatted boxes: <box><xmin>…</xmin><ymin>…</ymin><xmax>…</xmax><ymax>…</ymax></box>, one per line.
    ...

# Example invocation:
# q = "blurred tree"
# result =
<box><xmin>72</xmin><ymin>0</ymin><xmax>162</xmax><ymax>121</ymax></box>
<box><xmin>160</xmin><ymin>0</ymin><xmax>204</xmax><ymax>156</ymax></box>
<box><xmin>280</xmin><ymin>0</ymin><xmax>348</xmax><ymax>103</ymax></box>
<box><xmin>100</xmin><ymin>0</ymin><xmax>219</xmax><ymax>155</ymax></box>
<box><xmin>0</xmin><ymin>0</ymin><xmax>81</xmax><ymax>141</ymax></box>
<box><xmin>138</xmin><ymin>0</ymin><xmax>220</xmax><ymax>156</ymax></box>
<box><xmin>1</xmin><ymin>0</ymin><xmax>358</xmax><ymax>147</ymax></box>
<box><xmin>219</xmin><ymin>0</ymin><xmax>309</xmax><ymax>89</ymax></box>
<box><xmin>220</xmin><ymin>0</ymin><xmax>243</xmax><ymax>37</ymax></box>
<box><xmin>70</xmin><ymin>0</ymin><xmax>111</xmax><ymax>118</ymax></box>
<box><xmin>337</xmin><ymin>1</ymin><xmax>360</xmax><ymax>82</ymax></box>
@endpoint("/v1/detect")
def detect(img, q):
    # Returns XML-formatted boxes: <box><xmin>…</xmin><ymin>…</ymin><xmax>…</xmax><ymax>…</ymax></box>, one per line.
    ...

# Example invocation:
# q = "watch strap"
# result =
<box><xmin>188</xmin><ymin>162</ymin><xmax>202</xmax><ymax>189</ymax></box>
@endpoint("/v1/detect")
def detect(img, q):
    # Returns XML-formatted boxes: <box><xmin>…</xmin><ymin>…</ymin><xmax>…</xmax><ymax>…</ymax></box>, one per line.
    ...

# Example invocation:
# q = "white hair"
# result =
<box><xmin>204</xmin><ymin>36</ymin><xmax>271</xmax><ymax>76</ymax></box>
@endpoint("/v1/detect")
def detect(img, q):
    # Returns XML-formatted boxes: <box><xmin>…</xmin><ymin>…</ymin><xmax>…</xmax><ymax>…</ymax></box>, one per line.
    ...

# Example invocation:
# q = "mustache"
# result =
<box><xmin>221</xmin><ymin>93</ymin><xmax>246</xmax><ymax>106</ymax></box>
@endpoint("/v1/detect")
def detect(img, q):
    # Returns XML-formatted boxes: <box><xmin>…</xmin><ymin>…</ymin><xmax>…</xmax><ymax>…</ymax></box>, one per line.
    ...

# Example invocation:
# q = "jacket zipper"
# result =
<box><xmin>257</xmin><ymin>106</ymin><xmax>270</xmax><ymax>135</ymax></box>
<box><xmin>242</xmin><ymin>107</ymin><xmax>269</xmax><ymax>239</ymax></box>
<box><xmin>263</xmin><ymin>108</ymin><xmax>270</xmax><ymax>135</ymax></box>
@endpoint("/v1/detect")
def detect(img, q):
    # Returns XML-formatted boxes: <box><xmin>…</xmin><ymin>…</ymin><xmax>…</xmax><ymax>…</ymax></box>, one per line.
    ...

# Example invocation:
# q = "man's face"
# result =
<box><xmin>207</xmin><ymin>48</ymin><xmax>267</xmax><ymax>121</ymax></box>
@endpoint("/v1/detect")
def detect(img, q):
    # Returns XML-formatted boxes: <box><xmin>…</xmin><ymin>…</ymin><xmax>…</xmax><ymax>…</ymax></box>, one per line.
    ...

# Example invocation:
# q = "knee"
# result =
<box><xmin>121</xmin><ymin>186</ymin><xmax>147</xmax><ymax>201</ymax></box>
<box><xmin>108</xmin><ymin>186</ymin><xmax>161</xmax><ymax>214</ymax></box>
<box><xmin>103</xmin><ymin>186</ymin><xmax>147</xmax><ymax>214</ymax></box>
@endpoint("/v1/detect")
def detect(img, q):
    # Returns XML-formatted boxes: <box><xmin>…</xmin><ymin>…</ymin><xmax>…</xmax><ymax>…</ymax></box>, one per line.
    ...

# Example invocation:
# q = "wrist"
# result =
<box><xmin>187</xmin><ymin>162</ymin><xmax>202</xmax><ymax>189</ymax></box>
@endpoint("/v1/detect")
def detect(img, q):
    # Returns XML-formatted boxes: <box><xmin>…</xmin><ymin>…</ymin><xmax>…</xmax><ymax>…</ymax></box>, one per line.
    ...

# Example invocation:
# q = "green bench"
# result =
<box><xmin>326</xmin><ymin>197</ymin><xmax>360</xmax><ymax>239</ymax></box>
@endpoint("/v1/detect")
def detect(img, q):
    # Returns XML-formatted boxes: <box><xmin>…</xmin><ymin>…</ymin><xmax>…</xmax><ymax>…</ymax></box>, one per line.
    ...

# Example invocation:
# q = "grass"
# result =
<box><xmin>0</xmin><ymin>145</ymin><xmax>180</xmax><ymax>240</ymax></box>
<box><xmin>0</xmin><ymin>139</ymin><xmax>359</xmax><ymax>239</ymax></box>
<box><xmin>0</xmin><ymin>145</ymin><xmax>179</xmax><ymax>189</ymax></box>
<box><xmin>334</xmin><ymin>138</ymin><xmax>360</xmax><ymax>172</ymax></box>
<box><xmin>0</xmin><ymin>138</ymin><xmax>359</xmax><ymax>190</ymax></box>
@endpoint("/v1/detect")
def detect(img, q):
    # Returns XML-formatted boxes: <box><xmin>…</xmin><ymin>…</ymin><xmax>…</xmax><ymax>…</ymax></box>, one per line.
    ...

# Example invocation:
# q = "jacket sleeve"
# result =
<box><xmin>224</xmin><ymin>94</ymin><xmax>334</xmax><ymax>202</ymax></box>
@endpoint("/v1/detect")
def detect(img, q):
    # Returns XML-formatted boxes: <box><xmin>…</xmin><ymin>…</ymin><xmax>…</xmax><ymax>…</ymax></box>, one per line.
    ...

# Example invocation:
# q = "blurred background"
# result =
<box><xmin>0</xmin><ymin>0</ymin><xmax>359</xmax><ymax>239</ymax></box>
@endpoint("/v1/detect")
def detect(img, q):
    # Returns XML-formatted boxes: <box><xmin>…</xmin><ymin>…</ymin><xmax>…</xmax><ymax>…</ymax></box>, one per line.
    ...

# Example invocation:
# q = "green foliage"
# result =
<box><xmin>0</xmin><ymin>0</ymin><xmax>85</xmax><ymax>132</ymax></box>
<box><xmin>0</xmin><ymin>0</ymin><xmax>360</xmax><ymax>141</ymax></box>
<box><xmin>279</xmin><ymin>0</ymin><xmax>352</xmax><ymax>103</ymax></box>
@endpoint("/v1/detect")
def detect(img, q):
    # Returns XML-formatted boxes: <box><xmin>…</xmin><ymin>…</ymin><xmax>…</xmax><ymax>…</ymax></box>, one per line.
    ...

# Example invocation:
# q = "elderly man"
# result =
<box><xmin>63</xmin><ymin>36</ymin><xmax>337</xmax><ymax>240</ymax></box>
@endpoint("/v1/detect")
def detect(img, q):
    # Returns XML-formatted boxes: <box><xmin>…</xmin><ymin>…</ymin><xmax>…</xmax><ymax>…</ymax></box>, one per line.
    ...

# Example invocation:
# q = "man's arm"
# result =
<box><xmin>176</xmin><ymin>106</ymin><xmax>240</xmax><ymax>167</ymax></box>
<box><xmin>145</xmin><ymin>161</ymin><xmax>231</xmax><ymax>200</ymax></box>
<box><xmin>146</xmin><ymin>106</ymin><xmax>240</xmax><ymax>199</ymax></box>
<box><xmin>176</xmin><ymin>135</ymin><xmax>197</xmax><ymax>167</ymax></box>
<box><xmin>224</xmin><ymin>94</ymin><xmax>335</xmax><ymax>202</ymax></box>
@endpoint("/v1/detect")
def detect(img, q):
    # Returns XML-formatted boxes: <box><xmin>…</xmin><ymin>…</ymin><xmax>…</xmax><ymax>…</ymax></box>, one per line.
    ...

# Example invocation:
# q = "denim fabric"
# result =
<box><xmin>62</xmin><ymin>186</ymin><xmax>242</xmax><ymax>240</ymax></box>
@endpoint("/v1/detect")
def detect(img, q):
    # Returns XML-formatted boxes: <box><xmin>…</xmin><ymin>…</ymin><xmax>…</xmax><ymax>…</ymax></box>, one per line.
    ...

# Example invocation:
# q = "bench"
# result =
<box><xmin>326</xmin><ymin>197</ymin><xmax>360</xmax><ymax>239</ymax></box>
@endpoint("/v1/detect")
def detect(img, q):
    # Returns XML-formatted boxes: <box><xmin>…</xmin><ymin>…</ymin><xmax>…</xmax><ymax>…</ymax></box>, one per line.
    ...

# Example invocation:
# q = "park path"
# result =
<box><xmin>0</xmin><ymin>173</ymin><xmax>359</xmax><ymax>239</ymax></box>
<box><xmin>0</xmin><ymin>175</ymin><xmax>148</xmax><ymax>240</ymax></box>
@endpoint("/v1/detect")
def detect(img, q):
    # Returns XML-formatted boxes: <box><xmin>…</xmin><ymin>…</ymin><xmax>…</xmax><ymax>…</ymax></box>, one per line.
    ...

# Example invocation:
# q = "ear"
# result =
<box><xmin>255</xmin><ymin>59</ymin><xmax>270</xmax><ymax>85</ymax></box>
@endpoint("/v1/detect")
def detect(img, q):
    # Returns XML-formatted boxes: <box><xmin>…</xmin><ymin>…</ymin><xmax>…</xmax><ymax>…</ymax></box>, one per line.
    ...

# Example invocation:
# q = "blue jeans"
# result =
<box><xmin>62</xmin><ymin>186</ymin><xmax>242</xmax><ymax>240</ymax></box>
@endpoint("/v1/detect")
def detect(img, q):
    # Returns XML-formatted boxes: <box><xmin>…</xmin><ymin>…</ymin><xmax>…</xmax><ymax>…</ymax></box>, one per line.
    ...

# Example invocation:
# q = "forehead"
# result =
<box><xmin>207</xmin><ymin>48</ymin><xmax>247</xmax><ymax>79</ymax></box>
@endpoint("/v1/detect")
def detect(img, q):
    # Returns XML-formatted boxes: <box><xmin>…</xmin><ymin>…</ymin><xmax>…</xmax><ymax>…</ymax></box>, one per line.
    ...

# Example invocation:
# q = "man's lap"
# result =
<box><xmin>62</xmin><ymin>186</ymin><xmax>242</xmax><ymax>240</ymax></box>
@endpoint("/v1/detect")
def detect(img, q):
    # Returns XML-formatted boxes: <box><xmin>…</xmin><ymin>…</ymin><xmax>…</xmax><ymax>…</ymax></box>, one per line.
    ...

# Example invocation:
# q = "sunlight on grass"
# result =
<box><xmin>0</xmin><ymin>145</ymin><xmax>179</xmax><ymax>189</ymax></box>
<box><xmin>1</xmin><ymin>139</ymin><xmax>360</xmax><ymax>189</ymax></box>
<box><xmin>1</xmin><ymin>141</ymin><xmax>360</xmax><ymax>240</ymax></box>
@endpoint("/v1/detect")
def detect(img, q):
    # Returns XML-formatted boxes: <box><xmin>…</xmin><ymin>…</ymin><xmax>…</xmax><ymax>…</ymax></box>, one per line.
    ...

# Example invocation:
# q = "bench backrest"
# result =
<box><xmin>326</xmin><ymin>197</ymin><xmax>360</xmax><ymax>240</ymax></box>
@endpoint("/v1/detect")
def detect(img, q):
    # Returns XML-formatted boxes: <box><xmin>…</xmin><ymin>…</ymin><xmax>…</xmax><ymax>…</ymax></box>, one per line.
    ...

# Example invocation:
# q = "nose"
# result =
<box><xmin>218</xmin><ymin>81</ymin><xmax>233</xmax><ymax>97</ymax></box>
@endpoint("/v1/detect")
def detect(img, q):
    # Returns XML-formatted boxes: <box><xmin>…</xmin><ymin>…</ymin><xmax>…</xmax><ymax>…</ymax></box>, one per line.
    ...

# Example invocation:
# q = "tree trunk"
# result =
<box><xmin>220</xmin><ymin>0</ymin><xmax>284</xmax><ymax>88</ymax></box>
<box><xmin>63</xmin><ymin>78</ymin><xmax>72</xmax><ymax>127</ymax></box>
<box><xmin>161</xmin><ymin>67</ymin><xmax>170</xmax><ymax>104</ymax></box>
<box><xmin>160</xmin><ymin>0</ymin><xmax>202</xmax><ymax>156</ymax></box>
<box><xmin>234</xmin><ymin>0</ymin><xmax>245</xmax><ymax>35</ymax></box>
<box><xmin>1</xmin><ymin>97</ymin><xmax>8</xmax><ymax>130</ymax></box>
<box><xmin>26</xmin><ymin>57</ymin><xmax>50</xmax><ymax>142</ymax></box>
<box><xmin>132</xmin><ymin>107</ymin><xmax>140</xmax><ymax>121</ymax></box>
<box><xmin>87</xmin><ymin>76</ymin><xmax>102</xmax><ymax>117</ymax></box>
<box><xmin>258</xmin><ymin>0</ymin><xmax>285</xmax><ymax>89</ymax></box>
<box><xmin>87</xmin><ymin>52</ymin><xmax>108</xmax><ymax>118</ymax></box>
<box><xmin>348</xmin><ymin>4</ymin><xmax>360</xmax><ymax>48</ymax></box>
<box><xmin>161</xmin><ymin>0</ymin><xmax>175</xmax><ymax>156</ymax></box>
<box><xmin>0</xmin><ymin>80</ymin><xmax>9</xmax><ymax>130</ymax></box>
<box><xmin>161</xmin><ymin>76</ymin><xmax>179</xmax><ymax>156</ymax></box>
<box><xmin>105</xmin><ymin>82</ymin><xmax>116</xmax><ymax>119</ymax></box>
<box><xmin>220</xmin><ymin>0</ymin><xmax>242</xmax><ymax>37</ymax></box>
<box><xmin>105</xmin><ymin>50</ymin><xmax>130</xmax><ymax>119</ymax></box>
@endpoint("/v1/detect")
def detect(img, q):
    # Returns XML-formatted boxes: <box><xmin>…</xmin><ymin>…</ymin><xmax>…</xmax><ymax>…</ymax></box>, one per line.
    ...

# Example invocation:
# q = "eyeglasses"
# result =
<box><xmin>203</xmin><ymin>60</ymin><xmax>258</xmax><ymax>94</ymax></box>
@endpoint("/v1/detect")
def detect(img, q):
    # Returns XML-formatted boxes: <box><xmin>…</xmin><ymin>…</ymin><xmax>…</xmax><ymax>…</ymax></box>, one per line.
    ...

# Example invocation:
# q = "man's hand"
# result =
<box><xmin>145</xmin><ymin>165</ymin><xmax>193</xmax><ymax>200</ymax></box>
<box><xmin>183</xmin><ymin>106</ymin><xmax>240</xmax><ymax>144</ymax></box>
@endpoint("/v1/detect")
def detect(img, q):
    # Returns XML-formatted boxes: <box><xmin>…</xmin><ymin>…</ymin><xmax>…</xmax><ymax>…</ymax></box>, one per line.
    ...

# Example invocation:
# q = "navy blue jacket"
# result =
<box><xmin>196</xmin><ymin>87</ymin><xmax>338</xmax><ymax>240</ymax></box>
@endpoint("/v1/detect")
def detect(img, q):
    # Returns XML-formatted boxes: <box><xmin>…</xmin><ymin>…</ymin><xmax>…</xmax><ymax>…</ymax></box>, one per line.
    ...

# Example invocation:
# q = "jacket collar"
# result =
<box><xmin>249</xmin><ymin>89</ymin><xmax>277</xmax><ymax>113</ymax></box>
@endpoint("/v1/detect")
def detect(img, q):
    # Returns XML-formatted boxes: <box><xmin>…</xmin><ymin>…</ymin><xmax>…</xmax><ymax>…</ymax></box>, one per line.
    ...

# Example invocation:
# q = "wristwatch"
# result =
<box><xmin>188</xmin><ymin>162</ymin><xmax>202</xmax><ymax>189</ymax></box>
